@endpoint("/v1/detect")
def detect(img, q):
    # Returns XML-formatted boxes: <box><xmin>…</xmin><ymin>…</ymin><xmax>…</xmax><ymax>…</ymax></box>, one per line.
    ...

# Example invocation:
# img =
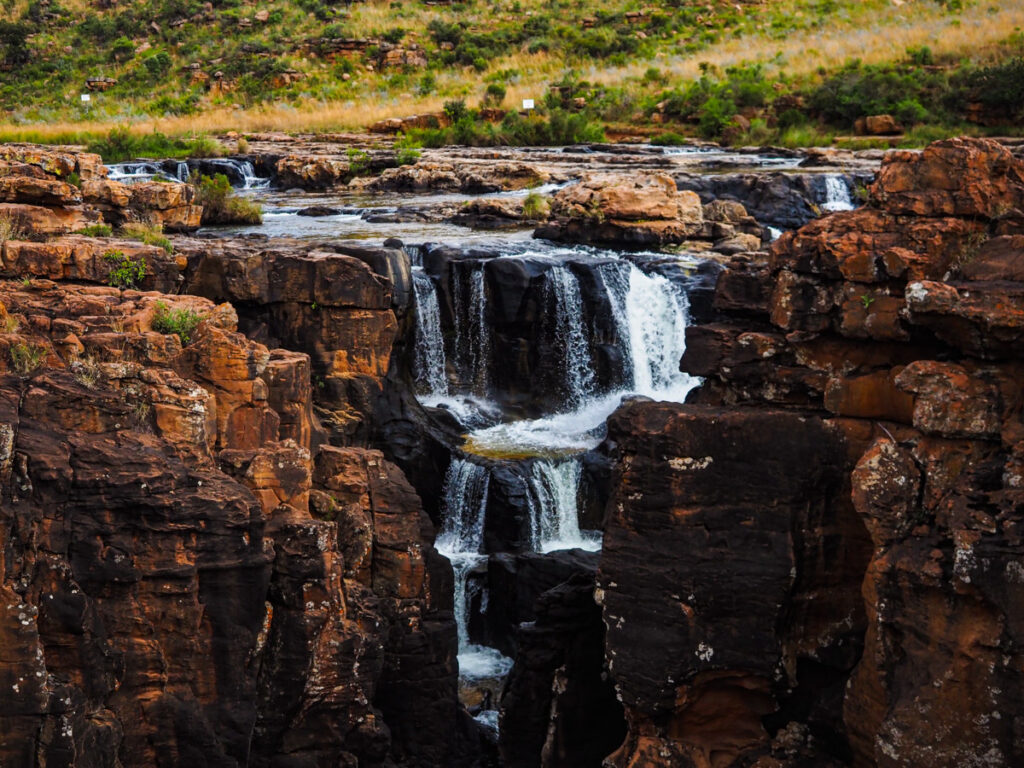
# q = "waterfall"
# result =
<box><xmin>545</xmin><ymin>265</ymin><xmax>596</xmax><ymax>408</ymax></box>
<box><xmin>435</xmin><ymin>458</ymin><xmax>513</xmax><ymax>679</ymax></box>
<box><xmin>452</xmin><ymin>264</ymin><xmax>490</xmax><ymax>395</ymax></box>
<box><xmin>237</xmin><ymin>159</ymin><xmax>272</xmax><ymax>190</ymax></box>
<box><xmin>411</xmin><ymin>270</ymin><xmax>448</xmax><ymax>396</ymax></box>
<box><xmin>599</xmin><ymin>261</ymin><xmax>696</xmax><ymax>399</ymax></box>
<box><xmin>821</xmin><ymin>174</ymin><xmax>854</xmax><ymax>212</ymax></box>
<box><xmin>528</xmin><ymin>458</ymin><xmax>599</xmax><ymax>553</ymax></box>
<box><xmin>106</xmin><ymin>162</ymin><xmax>163</xmax><ymax>182</ymax></box>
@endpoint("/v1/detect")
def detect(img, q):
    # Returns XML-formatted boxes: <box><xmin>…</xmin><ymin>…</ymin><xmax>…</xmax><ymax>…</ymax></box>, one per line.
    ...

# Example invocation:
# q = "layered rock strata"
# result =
<box><xmin>0</xmin><ymin>145</ymin><xmax>201</xmax><ymax>234</ymax></box>
<box><xmin>0</xmin><ymin>233</ymin><xmax>467</xmax><ymax>765</ymax></box>
<box><xmin>595</xmin><ymin>137</ymin><xmax>1024</xmax><ymax>767</ymax></box>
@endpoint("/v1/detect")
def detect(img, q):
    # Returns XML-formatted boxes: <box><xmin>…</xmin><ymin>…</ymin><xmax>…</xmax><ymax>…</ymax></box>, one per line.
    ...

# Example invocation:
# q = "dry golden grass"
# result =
<box><xmin>3</xmin><ymin>0</ymin><xmax>1023</xmax><ymax>140</ymax></box>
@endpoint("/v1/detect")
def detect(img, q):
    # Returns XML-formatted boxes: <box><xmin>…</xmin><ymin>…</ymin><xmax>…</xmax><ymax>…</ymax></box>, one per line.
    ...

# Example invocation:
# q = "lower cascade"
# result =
<box><xmin>417</xmin><ymin>244</ymin><xmax>698</xmax><ymax>735</ymax></box>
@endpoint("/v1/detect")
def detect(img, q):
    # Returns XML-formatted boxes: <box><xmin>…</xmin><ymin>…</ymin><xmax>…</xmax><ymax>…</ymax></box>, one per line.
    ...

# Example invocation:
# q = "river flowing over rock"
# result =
<box><xmin>1</xmin><ymin>136</ymin><xmax>1021</xmax><ymax>768</ymax></box>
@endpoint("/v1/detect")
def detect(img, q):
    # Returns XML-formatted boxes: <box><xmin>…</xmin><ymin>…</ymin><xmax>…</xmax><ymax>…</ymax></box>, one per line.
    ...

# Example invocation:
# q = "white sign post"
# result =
<box><xmin>522</xmin><ymin>98</ymin><xmax>534</xmax><ymax>111</ymax></box>
<box><xmin>80</xmin><ymin>94</ymin><xmax>91</xmax><ymax>102</ymax></box>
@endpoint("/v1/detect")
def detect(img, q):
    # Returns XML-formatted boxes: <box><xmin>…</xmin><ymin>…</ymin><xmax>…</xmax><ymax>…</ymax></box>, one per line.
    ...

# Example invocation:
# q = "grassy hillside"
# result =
<box><xmin>1</xmin><ymin>0</ymin><xmax>1023</xmax><ymax>147</ymax></box>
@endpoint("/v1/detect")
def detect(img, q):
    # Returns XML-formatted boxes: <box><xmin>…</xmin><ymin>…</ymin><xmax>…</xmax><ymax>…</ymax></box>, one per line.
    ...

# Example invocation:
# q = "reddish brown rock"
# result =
<box><xmin>127</xmin><ymin>181</ymin><xmax>202</xmax><ymax>232</ymax></box>
<box><xmin>0</xmin><ymin>202</ymin><xmax>100</xmax><ymax>235</ymax></box>
<box><xmin>870</xmin><ymin>137</ymin><xmax>1024</xmax><ymax>218</ymax></box>
<box><xmin>0</xmin><ymin>175</ymin><xmax>82</xmax><ymax>206</ymax></box>
<box><xmin>537</xmin><ymin>172</ymin><xmax>703</xmax><ymax>247</ymax></box>
<box><xmin>599</xmin><ymin>402</ymin><xmax>867</xmax><ymax>768</ymax></box>
<box><xmin>658</xmin><ymin>137</ymin><xmax>1024</xmax><ymax>768</ymax></box>
<box><xmin>275</xmin><ymin>155</ymin><xmax>352</xmax><ymax>189</ymax></box>
<box><xmin>2</xmin><ymin>236</ymin><xmax>181</xmax><ymax>292</ymax></box>
<box><xmin>0</xmin><ymin>273</ymin><xmax>467</xmax><ymax>767</ymax></box>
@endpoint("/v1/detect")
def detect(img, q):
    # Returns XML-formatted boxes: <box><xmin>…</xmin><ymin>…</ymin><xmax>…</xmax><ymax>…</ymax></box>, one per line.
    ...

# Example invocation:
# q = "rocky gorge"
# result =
<box><xmin>0</xmin><ymin>135</ymin><xmax>1020</xmax><ymax>768</ymax></box>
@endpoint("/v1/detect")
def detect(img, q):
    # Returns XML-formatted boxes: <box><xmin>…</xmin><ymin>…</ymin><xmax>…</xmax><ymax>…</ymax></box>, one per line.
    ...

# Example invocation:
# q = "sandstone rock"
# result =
<box><xmin>0</xmin><ymin>175</ymin><xmax>81</xmax><ymax>206</ymax></box>
<box><xmin>0</xmin><ymin>202</ymin><xmax>99</xmax><ymax>235</ymax></box>
<box><xmin>858</xmin><ymin>114</ymin><xmax>901</xmax><ymax>135</ymax></box>
<box><xmin>537</xmin><ymin>172</ymin><xmax>703</xmax><ymax>247</ymax></box>
<box><xmin>598</xmin><ymin>402</ymin><xmax>864</xmax><ymax>768</ymax></box>
<box><xmin>275</xmin><ymin>155</ymin><xmax>352</xmax><ymax>189</ymax></box>
<box><xmin>670</xmin><ymin>137</ymin><xmax>1024</xmax><ymax>768</ymax></box>
<box><xmin>128</xmin><ymin>181</ymin><xmax>202</xmax><ymax>232</ymax></box>
<box><xmin>366</xmin><ymin>161</ymin><xmax>548</xmax><ymax>194</ymax></box>
<box><xmin>871</xmin><ymin>137</ymin><xmax>1024</xmax><ymax>218</ymax></box>
<box><xmin>2</xmin><ymin>236</ymin><xmax>180</xmax><ymax>292</ymax></box>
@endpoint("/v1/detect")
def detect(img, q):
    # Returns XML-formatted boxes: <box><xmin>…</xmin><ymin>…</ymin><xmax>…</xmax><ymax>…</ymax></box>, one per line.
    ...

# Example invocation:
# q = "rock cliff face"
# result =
<box><xmin>595</xmin><ymin>138</ymin><xmax>1024</xmax><ymax>767</ymax></box>
<box><xmin>0</xmin><ymin>146</ymin><xmax>201</xmax><ymax>234</ymax></box>
<box><xmin>0</xmin><ymin>160</ymin><xmax>471</xmax><ymax>766</ymax></box>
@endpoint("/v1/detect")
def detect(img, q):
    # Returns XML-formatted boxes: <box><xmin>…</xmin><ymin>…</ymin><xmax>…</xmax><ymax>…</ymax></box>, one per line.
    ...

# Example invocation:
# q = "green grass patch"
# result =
<box><xmin>151</xmin><ymin>301</ymin><xmax>203</xmax><ymax>345</ymax></box>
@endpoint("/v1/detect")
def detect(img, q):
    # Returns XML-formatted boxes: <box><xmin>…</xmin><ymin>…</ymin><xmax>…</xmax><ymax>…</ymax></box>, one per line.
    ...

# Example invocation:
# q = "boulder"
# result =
<box><xmin>536</xmin><ymin>172</ymin><xmax>703</xmax><ymax>247</ymax></box>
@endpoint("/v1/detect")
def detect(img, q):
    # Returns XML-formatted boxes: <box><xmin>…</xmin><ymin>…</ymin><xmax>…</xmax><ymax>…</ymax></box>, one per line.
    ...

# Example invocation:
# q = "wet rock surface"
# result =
<box><xmin>599</xmin><ymin>137</ymin><xmax>1024</xmax><ymax>767</ymax></box>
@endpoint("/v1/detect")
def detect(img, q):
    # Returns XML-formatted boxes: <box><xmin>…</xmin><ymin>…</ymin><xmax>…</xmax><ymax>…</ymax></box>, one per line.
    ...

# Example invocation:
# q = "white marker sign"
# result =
<box><xmin>80</xmin><ymin>94</ymin><xmax>91</xmax><ymax>102</ymax></box>
<box><xmin>522</xmin><ymin>99</ymin><xmax>534</xmax><ymax>110</ymax></box>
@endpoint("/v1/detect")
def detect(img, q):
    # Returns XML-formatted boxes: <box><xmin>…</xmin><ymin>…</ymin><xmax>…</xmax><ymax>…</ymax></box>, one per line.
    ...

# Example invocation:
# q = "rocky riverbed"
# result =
<box><xmin>0</xmin><ymin>136</ymin><xmax>1021</xmax><ymax>768</ymax></box>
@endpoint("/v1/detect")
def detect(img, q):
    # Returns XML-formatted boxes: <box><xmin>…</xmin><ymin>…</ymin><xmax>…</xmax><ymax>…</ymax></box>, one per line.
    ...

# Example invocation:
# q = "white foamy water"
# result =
<box><xmin>821</xmin><ymin>174</ymin><xmax>854</xmax><ymax>212</ymax></box>
<box><xmin>466</xmin><ymin>258</ymin><xmax>698</xmax><ymax>455</ymax></box>
<box><xmin>434</xmin><ymin>459</ymin><xmax>516</xmax><ymax>680</ymax></box>
<box><xmin>529</xmin><ymin>459</ymin><xmax>602</xmax><ymax>553</ymax></box>
<box><xmin>411</xmin><ymin>269</ymin><xmax>449</xmax><ymax>396</ymax></box>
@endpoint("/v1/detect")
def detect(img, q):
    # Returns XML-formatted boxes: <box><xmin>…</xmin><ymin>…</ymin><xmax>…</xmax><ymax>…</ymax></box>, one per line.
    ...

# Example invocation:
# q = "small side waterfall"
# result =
<box><xmin>411</xmin><ymin>270</ymin><xmax>448</xmax><ymax>396</ymax></box>
<box><xmin>452</xmin><ymin>264</ymin><xmax>490</xmax><ymax>395</ymax></box>
<box><xmin>599</xmin><ymin>261</ymin><xmax>696</xmax><ymax>399</ymax></box>
<box><xmin>545</xmin><ymin>265</ymin><xmax>596</xmax><ymax>409</ymax></box>
<box><xmin>434</xmin><ymin>458</ymin><xmax>512</xmax><ymax>681</ymax></box>
<box><xmin>528</xmin><ymin>458</ymin><xmax>598</xmax><ymax>553</ymax></box>
<box><xmin>821</xmin><ymin>174</ymin><xmax>855</xmax><ymax>212</ymax></box>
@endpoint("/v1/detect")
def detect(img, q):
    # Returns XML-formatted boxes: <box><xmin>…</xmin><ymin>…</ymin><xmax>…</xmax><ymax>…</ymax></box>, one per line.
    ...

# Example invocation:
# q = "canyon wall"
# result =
<box><xmin>0</xmin><ymin>146</ymin><xmax>474</xmax><ymax>768</ymax></box>
<box><xmin>593</xmin><ymin>138</ymin><xmax>1024</xmax><ymax>767</ymax></box>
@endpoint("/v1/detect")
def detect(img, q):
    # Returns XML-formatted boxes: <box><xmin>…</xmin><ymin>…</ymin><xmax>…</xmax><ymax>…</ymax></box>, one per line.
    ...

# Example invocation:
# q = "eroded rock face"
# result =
<box><xmin>536</xmin><ymin>172</ymin><xmax>704</xmax><ymax>247</ymax></box>
<box><xmin>362</xmin><ymin>161</ymin><xmax>549</xmax><ymax>195</ymax></box>
<box><xmin>0</xmin><ymin>145</ymin><xmax>200</xmax><ymax>234</ymax></box>
<box><xmin>599</xmin><ymin>403</ymin><xmax>863</xmax><ymax>768</ymax></box>
<box><xmin>614</xmin><ymin>137</ymin><xmax>1024</xmax><ymax>766</ymax></box>
<box><xmin>177</xmin><ymin>237</ymin><xmax>404</xmax><ymax>444</ymax></box>
<box><xmin>0</xmin><ymin>273</ymin><xmax>467</xmax><ymax>767</ymax></box>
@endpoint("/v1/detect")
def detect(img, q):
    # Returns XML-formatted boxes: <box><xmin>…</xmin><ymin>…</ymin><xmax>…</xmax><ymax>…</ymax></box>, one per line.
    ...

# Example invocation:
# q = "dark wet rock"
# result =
<box><xmin>498</xmin><ymin>554</ymin><xmax>625</xmax><ymax>768</ymax></box>
<box><xmin>297</xmin><ymin>204</ymin><xmax>343</xmax><ymax>216</ymax></box>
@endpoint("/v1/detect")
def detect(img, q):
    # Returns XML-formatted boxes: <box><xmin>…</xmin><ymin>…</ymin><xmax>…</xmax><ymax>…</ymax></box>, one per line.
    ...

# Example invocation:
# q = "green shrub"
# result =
<box><xmin>77</xmin><ymin>224</ymin><xmax>113</xmax><ymax>237</ymax></box>
<box><xmin>483</xmin><ymin>83</ymin><xmax>507</xmax><ymax>107</ymax></box>
<box><xmin>87</xmin><ymin>127</ymin><xmax>223</xmax><ymax>163</ymax></box>
<box><xmin>650</xmin><ymin>132</ymin><xmax>688</xmax><ymax>146</ymax></box>
<box><xmin>522</xmin><ymin>190</ymin><xmax>549</xmax><ymax>219</ymax></box>
<box><xmin>151</xmin><ymin>301</ymin><xmax>203</xmax><ymax>345</ymax></box>
<box><xmin>346</xmin><ymin>148</ymin><xmax>371</xmax><ymax>176</ymax></box>
<box><xmin>394</xmin><ymin>134</ymin><xmax>421</xmax><ymax>165</ymax></box>
<box><xmin>103</xmin><ymin>249</ymin><xmax>146</xmax><ymax>289</ymax></box>
<box><xmin>698</xmin><ymin>95</ymin><xmax>737</xmax><ymax>139</ymax></box>
<box><xmin>191</xmin><ymin>173</ymin><xmax>263</xmax><ymax>225</ymax></box>
<box><xmin>961</xmin><ymin>57</ymin><xmax>1024</xmax><ymax>121</ymax></box>
<box><xmin>444</xmin><ymin>99</ymin><xmax>469</xmax><ymax>123</ymax></box>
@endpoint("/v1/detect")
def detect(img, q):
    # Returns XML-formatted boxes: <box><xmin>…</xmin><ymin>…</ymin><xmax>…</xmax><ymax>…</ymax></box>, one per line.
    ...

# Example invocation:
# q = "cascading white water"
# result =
<box><xmin>615</xmin><ymin>263</ymin><xmax>695</xmax><ymax>398</ymax></box>
<box><xmin>411</xmin><ymin>269</ymin><xmax>449</xmax><ymax>397</ymax></box>
<box><xmin>434</xmin><ymin>458</ymin><xmax>513</xmax><ymax>679</ymax></box>
<box><xmin>528</xmin><ymin>458</ymin><xmax>600</xmax><ymax>553</ymax></box>
<box><xmin>546</xmin><ymin>265</ymin><xmax>596</xmax><ymax>408</ymax></box>
<box><xmin>452</xmin><ymin>264</ymin><xmax>490</xmax><ymax>395</ymax></box>
<box><xmin>466</xmin><ymin>258</ymin><xmax>699</xmax><ymax>455</ymax></box>
<box><xmin>237</xmin><ymin>159</ymin><xmax>272</xmax><ymax>190</ymax></box>
<box><xmin>821</xmin><ymin>174</ymin><xmax>854</xmax><ymax>212</ymax></box>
